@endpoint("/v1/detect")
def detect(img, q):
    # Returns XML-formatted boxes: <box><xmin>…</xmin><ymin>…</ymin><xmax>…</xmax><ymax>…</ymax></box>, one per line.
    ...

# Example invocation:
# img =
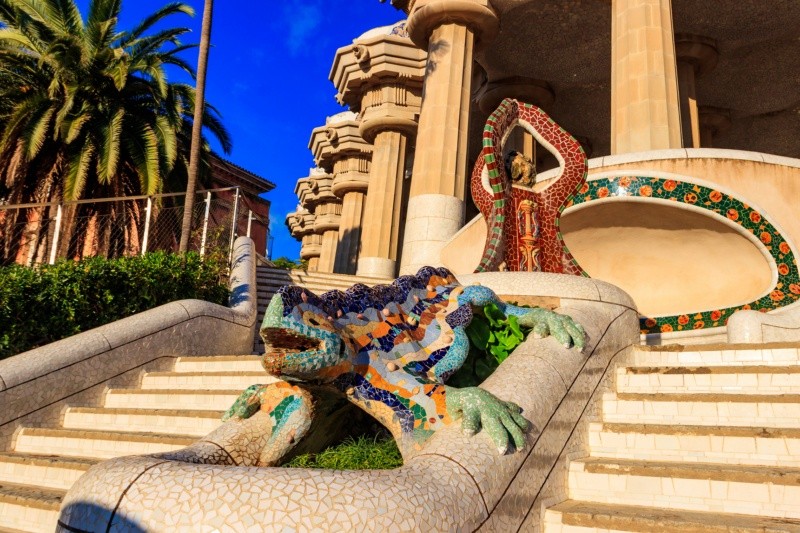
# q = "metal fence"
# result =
<box><xmin>0</xmin><ymin>187</ymin><xmax>268</xmax><ymax>267</ymax></box>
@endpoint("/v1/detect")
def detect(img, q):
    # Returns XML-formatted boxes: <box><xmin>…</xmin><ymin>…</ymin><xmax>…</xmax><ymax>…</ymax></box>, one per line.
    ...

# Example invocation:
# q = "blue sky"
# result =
<box><xmin>75</xmin><ymin>0</ymin><xmax>403</xmax><ymax>259</ymax></box>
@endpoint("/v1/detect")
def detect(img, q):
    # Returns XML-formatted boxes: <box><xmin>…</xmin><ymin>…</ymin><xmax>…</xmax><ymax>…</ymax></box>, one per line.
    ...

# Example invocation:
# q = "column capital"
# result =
<box><xmin>675</xmin><ymin>33</ymin><xmax>719</xmax><ymax>78</ymax></box>
<box><xmin>313</xmin><ymin>201</ymin><xmax>343</xmax><ymax>234</ymax></box>
<box><xmin>476</xmin><ymin>77</ymin><xmax>555</xmax><ymax>115</ymax></box>
<box><xmin>300</xmin><ymin>234</ymin><xmax>322</xmax><ymax>260</ymax></box>
<box><xmin>285</xmin><ymin>208</ymin><xmax>316</xmax><ymax>238</ymax></box>
<box><xmin>295</xmin><ymin>170</ymin><xmax>339</xmax><ymax>209</ymax></box>
<box><xmin>309</xmin><ymin>114</ymin><xmax>373</xmax><ymax>171</ymax></box>
<box><xmin>330</xmin><ymin>25</ymin><xmax>426</xmax><ymax>110</ymax></box>
<box><xmin>406</xmin><ymin>0</ymin><xmax>499</xmax><ymax>50</ymax></box>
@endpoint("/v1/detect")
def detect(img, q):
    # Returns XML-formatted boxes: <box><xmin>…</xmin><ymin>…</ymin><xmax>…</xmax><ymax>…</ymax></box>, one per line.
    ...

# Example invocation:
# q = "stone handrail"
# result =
<box><xmin>58</xmin><ymin>273</ymin><xmax>640</xmax><ymax>531</ymax></box>
<box><xmin>0</xmin><ymin>237</ymin><xmax>257</xmax><ymax>448</ymax></box>
<box><xmin>727</xmin><ymin>304</ymin><xmax>800</xmax><ymax>344</ymax></box>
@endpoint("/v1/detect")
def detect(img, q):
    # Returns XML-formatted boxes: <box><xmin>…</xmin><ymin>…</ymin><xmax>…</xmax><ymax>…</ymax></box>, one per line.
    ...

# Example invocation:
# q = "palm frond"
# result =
<box><xmin>96</xmin><ymin>107</ymin><xmax>123</xmax><ymax>183</ymax></box>
<box><xmin>63</xmin><ymin>139</ymin><xmax>93</xmax><ymax>200</ymax></box>
<box><xmin>117</xmin><ymin>2</ymin><xmax>193</xmax><ymax>46</ymax></box>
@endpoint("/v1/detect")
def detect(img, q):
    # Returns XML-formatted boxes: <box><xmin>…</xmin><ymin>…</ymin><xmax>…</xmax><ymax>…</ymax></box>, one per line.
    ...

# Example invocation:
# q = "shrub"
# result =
<box><xmin>0</xmin><ymin>252</ymin><xmax>229</xmax><ymax>359</ymax></box>
<box><xmin>270</xmin><ymin>256</ymin><xmax>308</xmax><ymax>270</ymax></box>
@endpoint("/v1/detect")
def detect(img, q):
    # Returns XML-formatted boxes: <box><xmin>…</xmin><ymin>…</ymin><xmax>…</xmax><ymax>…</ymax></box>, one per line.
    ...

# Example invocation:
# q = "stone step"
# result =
<box><xmin>601</xmin><ymin>392</ymin><xmax>800</xmax><ymax>428</ymax></box>
<box><xmin>588</xmin><ymin>422</ymin><xmax>800</xmax><ymax>467</ymax></box>
<box><xmin>140</xmin><ymin>371</ymin><xmax>274</xmax><ymax>390</ymax></box>
<box><xmin>63</xmin><ymin>407</ymin><xmax>225</xmax><ymax>438</ymax></box>
<box><xmin>103</xmin><ymin>389</ymin><xmax>243</xmax><ymax>411</ymax></box>
<box><xmin>567</xmin><ymin>458</ymin><xmax>800</xmax><ymax>519</ymax></box>
<box><xmin>543</xmin><ymin>500</ymin><xmax>800</xmax><ymax>533</ymax></box>
<box><xmin>0</xmin><ymin>452</ymin><xmax>96</xmax><ymax>491</ymax></box>
<box><xmin>630</xmin><ymin>345</ymin><xmax>800</xmax><ymax>368</ymax></box>
<box><xmin>172</xmin><ymin>355</ymin><xmax>263</xmax><ymax>373</ymax></box>
<box><xmin>13</xmin><ymin>428</ymin><xmax>196</xmax><ymax>460</ymax></box>
<box><xmin>616</xmin><ymin>365</ymin><xmax>800</xmax><ymax>395</ymax></box>
<box><xmin>0</xmin><ymin>482</ymin><xmax>63</xmax><ymax>532</ymax></box>
<box><xmin>256</xmin><ymin>267</ymin><xmax>390</xmax><ymax>285</ymax></box>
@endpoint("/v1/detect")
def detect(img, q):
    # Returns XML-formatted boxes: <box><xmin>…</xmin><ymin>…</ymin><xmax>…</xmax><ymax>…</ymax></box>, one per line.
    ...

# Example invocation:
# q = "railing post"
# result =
<box><xmin>228</xmin><ymin>187</ymin><xmax>240</xmax><ymax>262</ymax></box>
<box><xmin>200</xmin><ymin>191</ymin><xmax>212</xmax><ymax>257</ymax></box>
<box><xmin>141</xmin><ymin>197</ymin><xmax>153</xmax><ymax>255</ymax></box>
<box><xmin>246</xmin><ymin>210</ymin><xmax>253</xmax><ymax>238</ymax></box>
<box><xmin>49</xmin><ymin>203</ymin><xmax>63</xmax><ymax>265</ymax></box>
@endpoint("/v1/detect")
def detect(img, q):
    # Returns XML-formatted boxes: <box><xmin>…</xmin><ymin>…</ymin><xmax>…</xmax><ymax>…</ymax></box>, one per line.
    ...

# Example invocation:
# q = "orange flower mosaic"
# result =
<box><xmin>569</xmin><ymin>175</ymin><xmax>800</xmax><ymax>334</ymax></box>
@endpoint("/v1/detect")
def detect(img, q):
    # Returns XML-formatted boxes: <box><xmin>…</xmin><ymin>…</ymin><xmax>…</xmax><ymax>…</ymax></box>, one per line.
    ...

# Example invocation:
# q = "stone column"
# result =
<box><xmin>330</xmin><ymin>24</ymin><xmax>426</xmax><ymax>278</ymax></box>
<box><xmin>400</xmin><ymin>0</ymin><xmax>499</xmax><ymax>274</ymax></box>
<box><xmin>675</xmin><ymin>34</ymin><xmax>719</xmax><ymax>148</ymax></box>
<box><xmin>310</xmin><ymin>113</ymin><xmax>373</xmax><ymax>275</ymax></box>
<box><xmin>286</xmin><ymin>208</ymin><xmax>318</xmax><ymax>270</ymax></box>
<box><xmin>332</xmin><ymin>160</ymin><xmax>369</xmax><ymax>275</ymax></box>
<box><xmin>610</xmin><ymin>0</ymin><xmax>682</xmax><ymax>153</ymax></box>
<box><xmin>295</xmin><ymin>171</ymin><xmax>342</xmax><ymax>274</ymax></box>
<box><xmin>698</xmin><ymin>106</ymin><xmax>731</xmax><ymax>148</ymax></box>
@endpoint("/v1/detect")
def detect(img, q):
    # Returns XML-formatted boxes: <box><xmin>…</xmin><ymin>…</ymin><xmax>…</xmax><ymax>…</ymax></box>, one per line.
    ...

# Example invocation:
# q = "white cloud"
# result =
<box><xmin>282</xmin><ymin>1</ymin><xmax>322</xmax><ymax>56</ymax></box>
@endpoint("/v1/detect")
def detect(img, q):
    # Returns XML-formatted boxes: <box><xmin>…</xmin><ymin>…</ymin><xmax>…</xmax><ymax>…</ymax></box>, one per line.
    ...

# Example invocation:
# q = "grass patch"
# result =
<box><xmin>283</xmin><ymin>434</ymin><xmax>402</xmax><ymax>470</ymax></box>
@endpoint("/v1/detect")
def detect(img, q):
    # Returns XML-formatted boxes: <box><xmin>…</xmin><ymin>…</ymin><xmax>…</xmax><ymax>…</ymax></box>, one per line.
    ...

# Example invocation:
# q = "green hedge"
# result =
<box><xmin>0</xmin><ymin>252</ymin><xmax>230</xmax><ymax>359</ymax></box>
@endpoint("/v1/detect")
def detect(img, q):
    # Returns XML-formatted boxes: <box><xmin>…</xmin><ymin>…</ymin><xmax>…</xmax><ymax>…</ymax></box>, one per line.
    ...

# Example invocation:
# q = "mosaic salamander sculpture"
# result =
<box><xmin>224</xmin><ymin>267</ymin><xmax>584</xmax><ymax>461</ymax></box>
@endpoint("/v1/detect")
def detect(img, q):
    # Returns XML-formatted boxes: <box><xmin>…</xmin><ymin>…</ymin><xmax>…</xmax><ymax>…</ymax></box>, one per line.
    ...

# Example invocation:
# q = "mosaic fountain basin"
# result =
<box><xmin>58</xmin><ymin>273</ymin><xmax>639</xmax><ymax>532</ymax></box>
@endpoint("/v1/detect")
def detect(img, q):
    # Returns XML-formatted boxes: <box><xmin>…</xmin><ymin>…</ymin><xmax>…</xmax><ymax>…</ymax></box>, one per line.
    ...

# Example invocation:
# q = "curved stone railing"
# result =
<box><xmin>727</xmin><ymin>303</ymin><xmax>800</xmax><ymax>344</ymax></box>
<box><xmin>0</xmin><ymin>237</ymin><xmax>257</xmax><ymax>448</ymax></box>
<box><xmin>57</xmin><ymin>273</ymin><xmax>639</xmax><ymax>531</ymax></box>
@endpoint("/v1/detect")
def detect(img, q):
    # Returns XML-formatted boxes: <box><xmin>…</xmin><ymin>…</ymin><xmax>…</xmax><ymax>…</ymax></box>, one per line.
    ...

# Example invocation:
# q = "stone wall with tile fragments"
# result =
<box><xmin>57</xmin><ymin>272</ymin><xmax>640</xmax><ymax>531</ymax></box>
<box><xmin>0</xmin><ymin>237</ymin><xmax>258</xmax><ymax>450</ymax></box>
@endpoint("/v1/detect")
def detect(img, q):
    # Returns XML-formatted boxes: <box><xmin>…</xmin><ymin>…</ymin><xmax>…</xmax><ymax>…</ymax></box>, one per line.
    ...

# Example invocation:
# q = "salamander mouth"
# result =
<box><xmin>260</xmin><ymin>327</ymin><xmax>322</xmax><ymax>376</ymax></box>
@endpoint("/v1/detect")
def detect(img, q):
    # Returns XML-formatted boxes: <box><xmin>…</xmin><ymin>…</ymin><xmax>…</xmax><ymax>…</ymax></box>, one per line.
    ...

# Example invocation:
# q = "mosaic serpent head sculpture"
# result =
<box><xmin>224</xmin><ymin>267</ymin><xmax>584</xmax><ymax>461</ymax></box>
<box><xmin>471</xmin><ymin>98</ymin><xmax>588</xmax><ymax>274</ymax></box>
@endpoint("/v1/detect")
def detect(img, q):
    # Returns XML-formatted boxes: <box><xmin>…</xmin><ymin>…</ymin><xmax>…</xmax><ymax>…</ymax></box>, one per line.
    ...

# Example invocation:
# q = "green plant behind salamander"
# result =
<box><xmin>447</xmin><ymin>303</ymin><xmax>530</xmax><ymax>388</ymax></box>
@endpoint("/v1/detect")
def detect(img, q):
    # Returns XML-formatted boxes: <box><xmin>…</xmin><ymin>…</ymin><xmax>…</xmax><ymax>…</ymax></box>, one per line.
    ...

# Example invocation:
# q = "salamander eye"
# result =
<box><xmin>307</xmin><ymin>317</ymin><xmax>320</xmax><ymax>326</ymax></box>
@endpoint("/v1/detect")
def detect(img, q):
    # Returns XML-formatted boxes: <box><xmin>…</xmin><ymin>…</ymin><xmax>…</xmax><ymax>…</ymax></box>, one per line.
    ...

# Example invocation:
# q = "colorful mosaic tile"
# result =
<box><xmin>471</xmin><ymin>98</ymin><xmax>587</xmax><ymax>274</ymax></box>
<box><xmin>567</xmin><ymin>176</ymin><xmax>800</xmax><ymax>334</ymax></box>
<box><xmin>227</xmin><ymin>267</ymin><xmax>584</xmax><ymax>458</ymax></box>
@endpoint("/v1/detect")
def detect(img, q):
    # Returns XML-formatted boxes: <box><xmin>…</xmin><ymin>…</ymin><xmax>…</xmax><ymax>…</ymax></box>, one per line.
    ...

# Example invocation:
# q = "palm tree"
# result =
<box><xmin>0</xmin><ymin>0</ymin><xmax>231</xmax><ymax>263</ymax></box>
<box><xmin>178</xmin><ymin>0</ymin><xmax>213</xmax><ymax>254</ymax></box>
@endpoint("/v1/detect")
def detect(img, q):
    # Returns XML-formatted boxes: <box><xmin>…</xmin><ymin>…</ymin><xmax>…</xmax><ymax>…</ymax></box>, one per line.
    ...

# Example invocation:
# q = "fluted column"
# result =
<box><xmin>400</xmin><ymin>0</ymin><xmax>499</xmax><ymax>274</ymax></box>
<box><xmin>287</xmin><ymin>208</ymin><xmax>318</xmax><ymax>270</ymax></box>
<box><xmin>332</xmin><ymin>155</ymin><xmax>370</xmax><ymax>274</ymax></box>
<box><xmin>611</xmin><ymin>0</ymin><xmax>682</xmax><ymax>153</ymax></box>
<box><xmin>295</xmin><ymin>171</ymin><xmax>342</xmax><ymax>273</ymax></box>
<box><xmin>331</xmin><ymin>24</ymin><xmax>426</xmax><ymax>278</ymax></box>
<box><xmin>310</xmin><ymin>113</ymin><xmax>373</xmax><ymax>275</ymax></box>
<box><xmin>675</xmin><ymin>34</ymin><xmax>719</xmax><ymax>148</ymax></box>
<box><xmin>359</xmin><ymin>130</ymin><xmax>409</xmax><ymax>277</ymax></box>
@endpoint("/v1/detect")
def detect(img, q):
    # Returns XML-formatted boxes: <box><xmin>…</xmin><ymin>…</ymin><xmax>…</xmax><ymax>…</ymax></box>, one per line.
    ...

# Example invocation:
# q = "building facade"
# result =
<box><xmin>287</xmin><ymin>0</ymin><xmax>800</xmax><ymax>337</ymax></box>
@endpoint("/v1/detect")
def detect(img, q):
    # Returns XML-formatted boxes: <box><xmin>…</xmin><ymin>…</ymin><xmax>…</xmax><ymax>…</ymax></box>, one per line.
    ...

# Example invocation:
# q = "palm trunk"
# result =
<box><xmin>178</xmin><ymin>0</ymin><xmax>214</xmax><ymax>253</ymax></box>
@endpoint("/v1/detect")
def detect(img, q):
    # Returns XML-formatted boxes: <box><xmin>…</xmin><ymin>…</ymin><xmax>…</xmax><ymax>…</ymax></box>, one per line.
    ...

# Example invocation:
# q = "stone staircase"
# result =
<box><xmin>0</xmin><ymin>355</ymin><xmax>271</xmax><ymax>532</ymax></box>
<box><xmin>253</xmin><ymin>266</ymin><xmax>392</xmax><ymax>353</ymax></box>
<box><xmin>544</xmin><ymin>344</ymin><xmax>800</xmax><ymax>532</ymax></box>
<box><xmin>0</xmin><ymin>267</ymin><xmax>390</xmax><ymax>531</ymax></box>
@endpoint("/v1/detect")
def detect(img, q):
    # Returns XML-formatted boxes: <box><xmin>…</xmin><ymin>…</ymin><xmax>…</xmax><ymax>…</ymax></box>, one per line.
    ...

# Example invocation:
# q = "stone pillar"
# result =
<box><xmin>286</xmin><ymin>208</ymin><xmax>318</xmax><ymax>270</ymax></box>
<box><xmin>400</xmin><ymin>0</ymin><xmax>499</xmax><ymax>274</ymax></box>
<box><xmin>675</xmin><ymin>34</ymin><xmax>719</xmax><ymax>148</ymax></box>
<box><xmin>330</xmin><ymin>24</ymin><xmax>426</xmax><ymax>278</ymax></box>
<box><xmin>332</xmin><ymin>161</ymin><xmax>369</xmax><ymax>275</ymax></box>
<box><xmin>698</xmin><ymin>106</ymin><xmax>731</xmax><ymax>148</ymax></box>
<box><xmin>359</xmin><ymin>129</ymin><xmax>410</xmax><ymax>277</ymax></box>
<box><xmin>310</xmin><ymin>113</ymin><xmax>373</xmax><ymax>275</ymax></box>
<box><xmin>295</xmin><ymin>171</ymin><xmax>342</xmax><ymax>274</ymax></box>
<box><xmin>610</xmin><ymin>0</ymin><xmax>682</xmax><ymax>154</ymax></box>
